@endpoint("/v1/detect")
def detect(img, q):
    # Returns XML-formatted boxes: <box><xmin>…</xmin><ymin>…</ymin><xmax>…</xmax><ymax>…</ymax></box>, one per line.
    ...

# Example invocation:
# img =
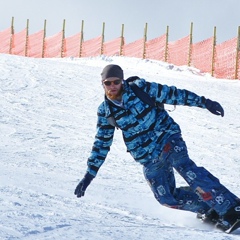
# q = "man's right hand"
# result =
<box><xmin>74</xmin><ymin>172</ymin><xmax>94</xmax><ymax>198</ymax></box>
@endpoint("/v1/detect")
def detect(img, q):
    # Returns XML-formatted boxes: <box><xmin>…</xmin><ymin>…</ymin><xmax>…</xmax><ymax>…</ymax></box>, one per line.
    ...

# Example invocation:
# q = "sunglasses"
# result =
<box><xmin>103</xmin><ymin>79</ymin><xmax>122</xmax><ymax>86</ymax></box>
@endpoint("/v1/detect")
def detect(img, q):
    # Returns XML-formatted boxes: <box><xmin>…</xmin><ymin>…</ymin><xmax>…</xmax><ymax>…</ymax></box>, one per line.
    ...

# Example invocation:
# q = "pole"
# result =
<box><xmin>42</xmin><ymin>20</ymin><xmax>46</xmax><ymax>58</ymax></box>
<box><xmin>211</xmin><ymin>26</ymin><xmax>216</xmax><ymax>77</ymax></box>
<box><xmin>25</xmin><ymin>19</ymin><xmax>29</xmax><ymax>57</ymax></box>
<box><xmin>234</xmin><ymin>26</ymin><xmax>240</xmax><ymax>79</ymax></box>
<box><xmin>9</xmin><ymin>17</ymin><xmax>14</xmax><ymax>54</ymax></box>
<box><xmin>188</xmin><ymin>22</ymin><xmax>193</xmax><ymax>66</ymax></box>
<box><xmin>120</xmin><ymin>24</ymin><xmax>124</xmax><ymax>56</ymax></box>
<box><xmin>79</xmin><ymin>20</ymin><xmax>84</xmax><ymax>57</ymax></box>
<box><xmin>101</xmin><ymin>22</ymin><xmax>105</xmax><ymax>55</ymax></box>
<box><xmin>165</xmin><ymin>26</ymin><xmax>169</xmax><ymax>62</ymax></box>
<box><xmin>61</xmin><ymin>19</ymin><xmax>66</xmax><ymax>58</ymax></box>
<box><xmin>143</xmin><ymin>23</ymin><xmax>147</xmax><ymax>59</ymax></box>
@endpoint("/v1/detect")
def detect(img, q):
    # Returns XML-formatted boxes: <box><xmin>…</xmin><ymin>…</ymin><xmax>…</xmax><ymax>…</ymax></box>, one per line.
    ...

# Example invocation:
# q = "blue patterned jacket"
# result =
<box><xmin>87</xmin><ymin>78</ymin><xmax>207</xmax><ymax>176</ymax></box>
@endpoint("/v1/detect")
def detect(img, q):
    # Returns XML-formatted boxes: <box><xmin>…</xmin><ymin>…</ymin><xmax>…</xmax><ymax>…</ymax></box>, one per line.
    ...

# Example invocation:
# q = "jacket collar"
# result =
<box><xmin>103</xmin><ymin>81</ymin><xmax>130</xmax><ymax>118</ymax></box>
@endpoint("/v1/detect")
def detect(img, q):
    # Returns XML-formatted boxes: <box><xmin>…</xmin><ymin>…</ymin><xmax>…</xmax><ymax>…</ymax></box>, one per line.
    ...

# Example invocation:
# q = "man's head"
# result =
<box><xmin>101</xmin><ymin>64</ymin><xmax>124</xmax><ymax>81</ymax></box>
<box><xmin>101</xmin><ymin>64</ymin><xmax>124</xmax><ymax>100</ymax></box>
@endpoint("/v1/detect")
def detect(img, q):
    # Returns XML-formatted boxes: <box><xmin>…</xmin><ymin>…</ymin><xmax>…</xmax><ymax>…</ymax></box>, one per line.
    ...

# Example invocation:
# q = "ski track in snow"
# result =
<box><xmin>0</xmin><ymin>54</ymin><xmax>240</xmax><ymax>239</ymax></box>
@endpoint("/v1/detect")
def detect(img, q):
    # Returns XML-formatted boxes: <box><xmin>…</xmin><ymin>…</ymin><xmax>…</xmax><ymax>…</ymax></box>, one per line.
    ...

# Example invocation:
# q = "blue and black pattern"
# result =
<box><xmin>87</xmin><ymin>78</ymin><xmax>207</xmax><ymax>176</ymax></box>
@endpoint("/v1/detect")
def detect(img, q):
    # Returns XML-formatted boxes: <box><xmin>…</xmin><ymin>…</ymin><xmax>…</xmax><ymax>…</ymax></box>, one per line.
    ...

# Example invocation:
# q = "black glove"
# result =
<box><xmin>205</xmin><ymin>99</ymin><xmax>224</xmax><ymax>117</ymax></box>
<box><xmin>74</xmin><ymin>172</ymin><xmax>94</xmax><ymax>198</ymax></box>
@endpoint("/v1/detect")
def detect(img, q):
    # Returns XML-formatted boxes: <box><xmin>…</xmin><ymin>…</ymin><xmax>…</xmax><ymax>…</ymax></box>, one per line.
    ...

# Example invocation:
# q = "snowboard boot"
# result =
<box><xmin>217</xmin><ymin>205</ymin><xmax>240</xmax><ymax>230</ymax></box>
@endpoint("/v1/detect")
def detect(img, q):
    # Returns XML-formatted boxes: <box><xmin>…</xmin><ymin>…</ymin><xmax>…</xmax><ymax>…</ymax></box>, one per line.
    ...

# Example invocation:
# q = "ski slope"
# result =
<box><xmin>0</xmin><ymin>54</ymin><xmax>240</xmax><ymax>239</ymax></box>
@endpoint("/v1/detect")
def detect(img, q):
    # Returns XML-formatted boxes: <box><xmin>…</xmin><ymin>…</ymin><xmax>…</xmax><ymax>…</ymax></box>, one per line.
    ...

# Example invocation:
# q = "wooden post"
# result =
<box><xmin>120</xmin><ymin>24</ymin><xmax>124</xmax><ymax>56</ymax></box>
<box><xmin>143</xmin><ymin>23</ymin><xmax>147</xmax><ymax>59</ymax></box>
<box><xmin>234</xmin><ymin>26</ymin><xmax>240</xmax><ymax>79</ymax></box>
<box><xmin>61</xmin><ymin>19</ymin><xmax>66</xmax><ymax>58</ymax></box>
<box><xmin>9</xmin><ymin>17</ymin><xmax>14</xmax><ymax>54</ymax></box>
<box><xmin>79</xmin><ymin>20</ymin><xmax>84</xmax><ymax>57</ymax></box>
<box><xmin>188</xmin><ymin>22</ymin><xmax>193</xmax><ymax>66</ymax></box>
<box><xmin>164</xmin><ymin>26</ymin><xmax>169</xmax><ymax>62</ymax></box>
<box><xmin>101</xmin><ymin>22</ymin><xmax>105</xmax><ymax>55</ymax></box>
<box><xmin>211</xmin><ymin>26</ymin><xmax>216</xmax><ymax>76</ymax></box>
<box><xmin>25</xmin><ymin>19</ymin><xmax>29</xmax><ymax>57</ymax></box>
<box><xmin>42</xmin><ymin>20</ymin><xmax>46</xmax><ymax>58</ymax></box>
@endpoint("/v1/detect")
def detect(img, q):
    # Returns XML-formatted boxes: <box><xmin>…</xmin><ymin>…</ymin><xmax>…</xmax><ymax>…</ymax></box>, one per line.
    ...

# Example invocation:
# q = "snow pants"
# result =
<box><xmin>143</xmin><ymin>133</ymin><xmax>239</xmax><ymax>216</ymax></box>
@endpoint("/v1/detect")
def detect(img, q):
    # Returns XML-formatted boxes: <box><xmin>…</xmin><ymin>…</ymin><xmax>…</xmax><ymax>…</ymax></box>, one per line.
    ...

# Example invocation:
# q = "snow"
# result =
<box><xmin>0</xmin><ymin>53</ymin><xmax>240</xmax><ymax>240</ymax></box>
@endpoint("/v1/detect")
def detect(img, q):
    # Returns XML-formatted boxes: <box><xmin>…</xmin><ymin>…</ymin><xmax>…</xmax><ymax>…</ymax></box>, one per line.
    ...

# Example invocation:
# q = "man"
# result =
<box><xmin>75</xmin><ymin>64</ymin><xmax>240</xmax><ymax>231</ymax></box>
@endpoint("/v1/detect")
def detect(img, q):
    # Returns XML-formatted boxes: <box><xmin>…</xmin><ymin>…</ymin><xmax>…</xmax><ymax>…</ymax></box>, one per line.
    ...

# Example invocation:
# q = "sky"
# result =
<box><xmin>0</xmin><ymin>0</ymin><xmax>240</xmax><ymax>44</ymax></box>
<box><xmin>1</xmin><ymin>53</ymin><xmax>240</xmax><ymax>239</ymax></box>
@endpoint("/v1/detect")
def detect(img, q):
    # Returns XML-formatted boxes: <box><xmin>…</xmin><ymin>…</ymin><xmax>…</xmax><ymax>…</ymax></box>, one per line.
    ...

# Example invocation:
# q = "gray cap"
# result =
<box><xmin>101</xmin><ymin>64</ymin><xmax>124</xmax><ymax>81</ymax></box>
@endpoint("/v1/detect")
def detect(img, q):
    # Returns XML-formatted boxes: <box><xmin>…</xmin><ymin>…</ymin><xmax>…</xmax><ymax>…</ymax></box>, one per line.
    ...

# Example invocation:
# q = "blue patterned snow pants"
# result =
<box><xmin>143</xmin><ymin>133</ymin><xmax>239</xmax><ymax>216</ymax></box>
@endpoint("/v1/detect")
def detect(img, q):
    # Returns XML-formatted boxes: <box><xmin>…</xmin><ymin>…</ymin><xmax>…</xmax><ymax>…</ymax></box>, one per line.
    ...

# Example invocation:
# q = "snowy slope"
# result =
<box><xmin>0</xmin><ymin>54</ymin><xmax>240</xmax><ymax>240</ymax></box>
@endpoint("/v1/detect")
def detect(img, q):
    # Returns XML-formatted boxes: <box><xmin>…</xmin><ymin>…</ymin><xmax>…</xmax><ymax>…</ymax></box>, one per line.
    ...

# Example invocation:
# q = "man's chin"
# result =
<box><xmin>106</xmin><ymin>86</ymin><xmax>123</xmax><ymax>100</ymax></box>
<box><xmin>107</xmin><ymin>94</ymin><xmax>118</xmax><ymax>100</ymax></box>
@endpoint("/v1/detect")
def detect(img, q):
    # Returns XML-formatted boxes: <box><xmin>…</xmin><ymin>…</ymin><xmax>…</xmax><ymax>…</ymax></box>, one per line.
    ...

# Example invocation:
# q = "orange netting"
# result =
<box><xmin>0</xmin><ymin>26</ymin><xmax>239</xmax><ymax>79</ymax></box>
<box><xmin>214</xmin><ymin>38</ymin><xmax>238</xmax><ymax>79</ymax></box>
<box><xmin>27</xmin><ymin>30</ymin><xmax>44</xmax><ymax>58</ymax></box>
<box><xmin>122</xmin><ymin>38</ymin><xmax>145</xmax><ymax>58</ymax></box>
<box><xmin>12</xmin><ymin>29</ymin><xmax>27</xmax><ymax>56</ymax></box>
<box><xmin>103</xmin><ymin>37</ymin><xmax>123</xmax><ymax>56</ymax></box>
<box><xmin>191</xmin><ymin>37</ymin><xmax>214</xmax><ymax>73</ymax></box>
<box><xmin>64</xmin><ymin>33</ymin><xmax>82</xmax><ymax>58</ymax></box>
<box><xmin>81</xmin><ymin>36</ymin><xmax>102</xmax><ymax>57</ymax></box>
<box><xmin>145</xmin><ymin>34</ymin><xmax>166</xmax><ymax>61</ymax></box>
<box><xmin>44</xmin><ymin>31</ymin><xmax>63</xmax><ymax>58</ymax></box>
<box><xmin>0</xmin><ymin>28</ymin><xmax>12</xmax><ymax>54</ymax></box>
<box><xmin>167</xmin><ymin>35</ymin><xmax>190</xmax><ymax>66</ymax></box>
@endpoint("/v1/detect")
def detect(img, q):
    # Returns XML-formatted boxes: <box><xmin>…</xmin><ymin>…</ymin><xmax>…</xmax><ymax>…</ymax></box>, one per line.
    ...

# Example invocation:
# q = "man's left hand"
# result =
<box><xmin>206</xmin><ymin>99</ymin><xmax>224</xmax><ymax>117</ymax></box>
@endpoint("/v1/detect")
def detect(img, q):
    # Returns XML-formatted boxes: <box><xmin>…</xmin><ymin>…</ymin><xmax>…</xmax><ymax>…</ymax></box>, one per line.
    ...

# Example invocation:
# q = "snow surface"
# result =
<box><xmin>0</xmin><ymin>54</ymin><xmax>240</xmax><ymax>240</ymax></box>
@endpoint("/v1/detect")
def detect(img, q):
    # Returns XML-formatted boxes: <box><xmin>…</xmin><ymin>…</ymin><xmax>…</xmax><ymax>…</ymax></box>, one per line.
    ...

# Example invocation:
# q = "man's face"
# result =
<box><xmin>102</xmin><ymin>77</ymin><xmax>123</xmax><ymax>100</ymax></box>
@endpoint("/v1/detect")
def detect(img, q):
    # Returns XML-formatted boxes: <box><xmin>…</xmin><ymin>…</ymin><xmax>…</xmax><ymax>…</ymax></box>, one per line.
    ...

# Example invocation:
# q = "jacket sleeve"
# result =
<box><xmin>87</xmin><ymin>103</ymin><xmax>115</xmax><ymax>177</ymax></box>
<box><xmin>136</xmin><ymin>78</ymin><xmax>207</xmax><ymax>108</ymax></box>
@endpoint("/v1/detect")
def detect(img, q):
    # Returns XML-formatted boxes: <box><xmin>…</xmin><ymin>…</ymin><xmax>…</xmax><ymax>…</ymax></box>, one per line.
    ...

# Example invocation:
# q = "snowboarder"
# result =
<box><xmin>75</xmin><ymin>64</ymin><xmax>240</xmax><ymax>232</ymax></box>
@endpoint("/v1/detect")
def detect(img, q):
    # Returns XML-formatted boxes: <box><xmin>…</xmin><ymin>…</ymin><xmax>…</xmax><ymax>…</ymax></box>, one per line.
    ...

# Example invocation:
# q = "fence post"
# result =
<box><xmin>120</xmin><ymin>24</ymin><xmax>124</xmax><ymax>56</ymax></box>
<box><xmin>9</xmin><ymin>17</ymin><xmax>14</xmax><ymax>54</ymax></box>
<box><xmin>211</xmin><ymin>26</ymin><xmax>216</xmax><ymax>76</ymax></box>
<box><xmin>42</xmin><ymin>20</ymin><xmax>46</xmax><ymax>58</ymax></box>
<box><xmin>188</xmin><ymin>22</ymin><xmax>193</xmax><ymax>66</ymax></box>
<box><xmin>234</xmin><ymin>26</ymin><xmax>240</xmax><ymax>79</ymax></box>
<box><xmin>61</xmin><ymin>19</ymin><xmax>65</xmax><ymax>58</ymax></box>
<box><xmin>25</xmin><ymin>19</ymin><xmax>29</xmax><ymax>57</ymax></box>
<box><xmin>101</xmin><ymin>22</ymin><xmax>105</xmax><ymax>55</ymax></box>
<box><xmin>79</xmin><ymin>20</ymin><xmax>84</xmax><ymax>58</ymax></box>
<box><xmin>164</xmin><ymin>26</ymin><xmax>169</xmax><ymax>62</ymax></box>
<box><xmin>143</xmin><ymin>23</ymin><xmax>147</xmax><ymax>59</ymax></box>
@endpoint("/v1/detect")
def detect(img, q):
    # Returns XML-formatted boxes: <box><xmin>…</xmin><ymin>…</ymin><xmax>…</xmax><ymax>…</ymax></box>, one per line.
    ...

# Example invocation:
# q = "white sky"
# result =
<box><xmin>1</xmin><ymin>0</ymin><xmax>239</xmax><ymax>44</ymax></box>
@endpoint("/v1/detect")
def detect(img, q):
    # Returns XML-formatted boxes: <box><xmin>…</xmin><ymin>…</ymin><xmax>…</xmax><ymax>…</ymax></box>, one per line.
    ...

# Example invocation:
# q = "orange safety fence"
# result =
<box><xmin>0</xmin><ymin>28</ymin><xmax>12</xmax><ymax>54</ymax></box>
<box><xmin>1</xmin><ymin>26</ymin><xmax>240</xmax><ymax>79</ymax></box>
<box><xmin>214</xmin><ymin>38</ymin><xmax>238</xmax><ymax>79</ymax></box>
<box><xmin>191</xmin><ymin>37</ymin><xmax>214</xmax><ymax>74</ymax></box>
<box><xmin>145</xmin><ymin>34</ymin><xmax>166</xmax><ymax>61</ymax></box>
<box><xmin>122</xmin><ymin>38</ymin><xmax>145</xmax><ymax>58</ymax></box>
<box><xmin>12</xmin><ymin>29</ymin><xmax>27</xmax><ymax>56</ymax></box>
<box><xmin>27</xmin><ymin>30</ymin><xmax>44</xmax><ymax>58</ymax></box>
<box><xmin>44</xmin><ymin>31</ymin><xmax>63</xmax><ymax>58</ymax></box>
<box><xmin>167</xmin><ymin>35</ymin><xmax>190</xmax><ymax>66</ymax></box>
<box><xmin>103</xmin><ymin>37</ymin><xmax>123</xmax><ymax>56</ymax></box>
<box><xmin>81</xmin><ymin>36</ymin><xmax>102</xmax><ymax>57</ymax></box>
<box><xmin>64</xmin><ymin>33</ymin><xmax>82</xmax><ymax>58</ymax></box>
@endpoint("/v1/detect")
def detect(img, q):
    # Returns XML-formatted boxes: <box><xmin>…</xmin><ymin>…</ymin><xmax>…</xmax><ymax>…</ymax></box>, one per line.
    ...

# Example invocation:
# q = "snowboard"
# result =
<box><xmin>220</xmin><ymin>219</ymin><xmax>240</xmax><ymax>234</ymax></box>
<box><xmin>197</xmin><ymin>213</ymin><xmax>240</xmax><ymax>234</ymax></box>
